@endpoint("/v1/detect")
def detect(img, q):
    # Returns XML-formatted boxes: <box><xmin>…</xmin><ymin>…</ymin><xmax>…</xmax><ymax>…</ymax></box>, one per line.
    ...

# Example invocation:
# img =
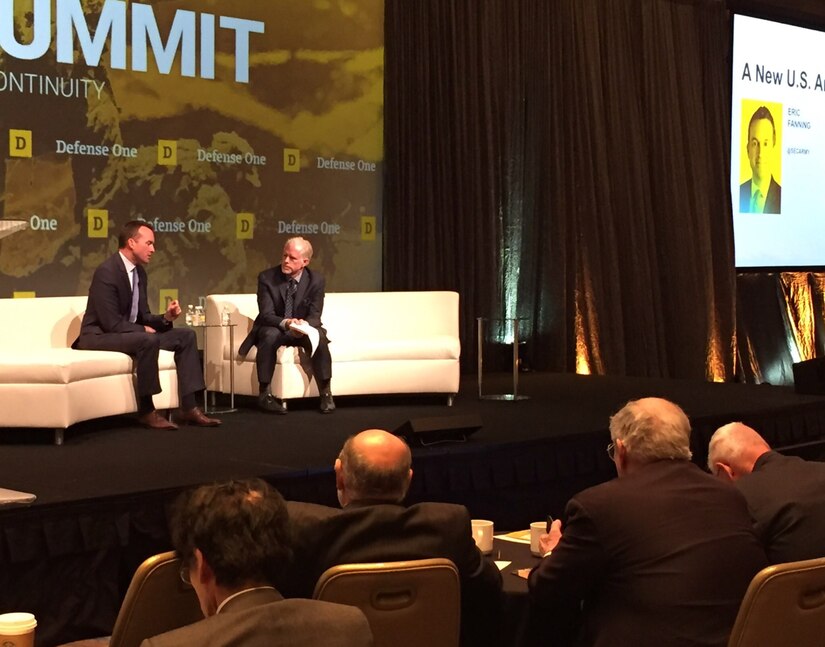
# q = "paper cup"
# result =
<box><xmin>0</xmin><ymin>612</ymin><xmax>37</xmax><ymax>647</ymax></box>
<box><xmin>530</xmin><ymin>521</ymin><xmax>547</xmax><ymax>556</ymax></box>
<box><xmin>471</xmin><ymin>519</ymin><xmax>494</xmax><ymax>554</ymax></box>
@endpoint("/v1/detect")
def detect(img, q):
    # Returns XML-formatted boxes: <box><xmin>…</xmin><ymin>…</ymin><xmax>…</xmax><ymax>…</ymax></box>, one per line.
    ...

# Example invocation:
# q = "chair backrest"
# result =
<box><xmin>109</xmin><ymin>551</ymin><xmax>203</xmax><ymax>647</ymax></box>
<box><xmin>728</xmin><ymin>556</ymin><xmax>825</xmax><ymax>647</ymax></box>
<box><xmin>313</xmin><ymin>558</ymin><xmax>460</xmax><ymax>647</ymax></box>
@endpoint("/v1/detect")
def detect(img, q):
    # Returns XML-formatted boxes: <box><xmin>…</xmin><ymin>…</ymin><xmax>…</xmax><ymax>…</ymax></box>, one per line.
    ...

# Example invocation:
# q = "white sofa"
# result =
<box><xmin>204</xmin><ymin>291</ymin><xmax>460</xmax><ymax>405</ymax></box>
<box><xmin>0</xmin><ymin>296</ymin><xmax>179</xmax><ymax>444</ymax></box>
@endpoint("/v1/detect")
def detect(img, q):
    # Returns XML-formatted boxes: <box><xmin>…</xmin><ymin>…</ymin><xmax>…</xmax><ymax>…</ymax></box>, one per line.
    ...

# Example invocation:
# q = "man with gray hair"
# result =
<box><xmin>529</xmin><ymin>397</ymin><xmax>767</xmax><ymax>647</ymax></box>
<box><xmin>284</xmin><ymin>428</ymin><xmax>502</xmax><ymax>646</ymax></box>
<box><xmin>239</xmin><ymin>236</ymin><xmax>334</xmax><ymax>414</ymax></box>
<box><xmin>708</xmin><ymin>421</ymin><xmax>825</xmax><ymax>564</ymax></box>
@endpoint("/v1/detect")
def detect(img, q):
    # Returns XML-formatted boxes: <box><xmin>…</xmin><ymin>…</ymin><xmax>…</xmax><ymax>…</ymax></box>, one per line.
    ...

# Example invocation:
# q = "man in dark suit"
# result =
<box><xmin>739</xmin><ymin>105</ymin><xmax>782</xmax><ymax>214</ymax></box>
<box><xmin>708</xmin><ymin>422</ymin><xmax>825</xmax><ymax>564</ymax></box>
<box><xmin>284</xmin><ymin>429</ymin><xmax>502</xmax><ymax>647</ymax></box>
<box><xmin>238</xmin><ymin>236</ymin><xmax>333</xmax><ymax>414</ymax></box>
<box><xmin>141</xmin><ymin>478</ymin><xmax>372</xmax><ymax>647</ymax></box>
<box><xmin>529</xmin><ymin>398</ymin><xmax>767</xmax><ymax>647</ymax></box>
<box><xmin>74</xmin><ymin>220</ymin><xmax>219</xmax><ymax>429</ymax></box>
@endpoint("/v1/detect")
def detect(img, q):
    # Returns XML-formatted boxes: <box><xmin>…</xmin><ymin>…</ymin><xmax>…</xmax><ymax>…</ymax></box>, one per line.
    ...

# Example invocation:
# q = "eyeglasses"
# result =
<box><xmin>606</xmin><ymin>442</ymin><xmax>616</xmax><ymax>460</ymax></box>
<box><xmin>179</xmin><ymin>564</ymin><xmax>192</xmax><ymax>585</ymax></box>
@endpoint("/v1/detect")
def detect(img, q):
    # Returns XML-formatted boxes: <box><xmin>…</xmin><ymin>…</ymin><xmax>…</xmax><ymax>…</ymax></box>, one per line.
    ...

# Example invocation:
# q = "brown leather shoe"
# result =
<box><xmin>176</xmin><ymin>406</ymin><xmax>221</xmax><ymax>427</ymax></box>
<box><xmin>137</xmin><ymin>410</ymin><xmax>178</xmax><ymax>430</ymax></box>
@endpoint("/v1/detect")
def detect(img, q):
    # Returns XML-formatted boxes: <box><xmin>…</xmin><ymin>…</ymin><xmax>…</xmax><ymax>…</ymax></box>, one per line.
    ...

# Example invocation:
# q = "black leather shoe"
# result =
<box><xmin>258</xmin><ymin>392</ymin><xmax>287</xmax><ymax>414</ymax></box>
<box><xmin>319</xmin><ymin>391</ymin><xmax>336</xmax><ymax>414</ymax></box>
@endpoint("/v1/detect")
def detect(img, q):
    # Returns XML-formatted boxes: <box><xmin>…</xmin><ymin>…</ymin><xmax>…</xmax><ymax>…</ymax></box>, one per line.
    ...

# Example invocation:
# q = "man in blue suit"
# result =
<box><xmin>739</xmin><ymin>105</ymin><xmax>782</xmax><ymax>214</ymax></box>
<box><xmin>75</xmin><ymin>220</ymin><xmax>219</xmax><ymax>429</ymax></box>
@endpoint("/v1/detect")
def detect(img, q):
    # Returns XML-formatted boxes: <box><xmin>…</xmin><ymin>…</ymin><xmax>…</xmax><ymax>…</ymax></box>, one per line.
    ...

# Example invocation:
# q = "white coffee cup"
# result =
<box><xmin>471</xmin><ymin>519</ymin><xmax>494</xmax><ymax>554</ymax></box>
<box><xmin>530</xmin><ymin>521</ymin><xmax>547</xmax><ymax>556</ymax></box>
<box><xmin>0</xmin><ymin>612</ymin><xmax>37</xmax><ymax>647</ymax></box>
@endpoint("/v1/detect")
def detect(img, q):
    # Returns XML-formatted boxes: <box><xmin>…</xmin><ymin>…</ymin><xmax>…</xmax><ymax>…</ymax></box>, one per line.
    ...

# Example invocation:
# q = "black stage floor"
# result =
<box><xmin>4</xmin><ymin>371</ymin><xmax>825</xmax><ymax>508</ymax></box>
<box><xmin>3</xmin><ymin>372</ymin><xmax>825</xmax><ymax>645</ymax></box>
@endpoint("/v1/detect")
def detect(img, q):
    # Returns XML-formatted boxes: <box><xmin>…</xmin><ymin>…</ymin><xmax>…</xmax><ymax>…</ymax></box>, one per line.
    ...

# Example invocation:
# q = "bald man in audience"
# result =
<box><xmin>529</xmin><ymin>398</ymin><xmax>767</xmax><ymax>647</ymax></box>
<box><xmin>708</xmin><ymin>422</ymin><xmax>825</xmax><ymax>564</ymax></box>
<box><xmin>284</xmin><ymin>429</ymin><xmax>502</xmax><ymax>647</ymax></box>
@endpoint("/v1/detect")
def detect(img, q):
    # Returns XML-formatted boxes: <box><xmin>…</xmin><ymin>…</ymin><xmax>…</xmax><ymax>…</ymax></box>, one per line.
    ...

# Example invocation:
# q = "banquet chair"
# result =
<box><xmin>109</xmin><ymin>550</ymin><xmax>202</xmax><ymax>647</ymax></box>
<box><xmin>313</xmin><ymin>557</ymin><xmax>460</xmax><ymax>647</ymax></box>
<box><xmin>728</xmin><ymin>556</ymin><xmax>825</xmax><ymax>647</ymax></box>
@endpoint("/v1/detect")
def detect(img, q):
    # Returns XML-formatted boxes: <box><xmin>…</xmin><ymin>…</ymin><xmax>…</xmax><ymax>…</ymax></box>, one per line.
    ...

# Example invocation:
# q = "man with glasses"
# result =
<box><xmin>141</xmin><ymin>478</ymin><xmax>372</xmax><ymax>647</ymax></box>
<box><xmin>708</xmin><ymin>421</ymin><xmax>825</xmax><ymax>564</ymax></box>
<box><xmin>529</xmin><ymin>398</ymin><xmax>767</xmax><ymax>647</ymax></box>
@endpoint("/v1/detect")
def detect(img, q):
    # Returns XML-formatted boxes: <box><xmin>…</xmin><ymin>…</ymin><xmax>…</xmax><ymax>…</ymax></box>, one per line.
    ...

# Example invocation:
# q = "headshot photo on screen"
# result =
<box><xmin>739</xmin><ymin>102</ymin><xmax>782</xmax><ymax>214</ymax></box>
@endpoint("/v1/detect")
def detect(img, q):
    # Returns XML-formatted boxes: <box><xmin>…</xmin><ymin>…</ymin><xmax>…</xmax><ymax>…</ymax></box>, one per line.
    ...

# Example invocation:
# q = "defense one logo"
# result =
<box><xmin>9</xmin><ymin>129</ymin><xmax>32</xmax><ymax>157</ymax></box>
<box><xmin>283</xmin><ymin>148</ymin><xmax>300</xmax><ymax>173</ymax></box>
<box><xmin>237</xmin><ymin>212</ymin><xmax>254</xmax><ymax>239</ymax></box>
<box><xmin>361</xmin><ymin>216</ymin><xmax>376</xmax><ymax>241</ymax></box>
<box><xmin>158</xmin><ymin>140</ymin><xmax>177</xmax><ymax>166</ymax></box>
<box><xmin>87</xmin><ymin>208</ymin><xmax>109</xmax><ymax>238</ymax></box>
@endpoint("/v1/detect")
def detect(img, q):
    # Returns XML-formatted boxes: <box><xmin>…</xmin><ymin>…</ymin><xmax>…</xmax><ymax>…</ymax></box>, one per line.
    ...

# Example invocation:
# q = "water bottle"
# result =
<box><xmin>195</xmin><ymin>305</ymin><xmax>204</xmax><ymax>326</ymax></box>
<box><xmin>185</xmin><ymin>304</ymin><xmax>194</xmax><ymax>326</ymax></box>
<box><xmin>221</xmin><ymin>305</ymin><xmax>231</xmax><ymax>326</ymax></box>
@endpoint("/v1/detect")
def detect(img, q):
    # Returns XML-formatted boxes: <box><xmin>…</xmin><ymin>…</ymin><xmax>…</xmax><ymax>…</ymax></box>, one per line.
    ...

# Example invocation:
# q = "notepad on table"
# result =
<box><xmin>494</xmin><ymin>529</ymin><xmax>531</xmax><ymax>544</ymax></box>
<box><xmin>0</xmin><ymin>488</ymin><xmax>36</xmax><ymax>507</ymax></box>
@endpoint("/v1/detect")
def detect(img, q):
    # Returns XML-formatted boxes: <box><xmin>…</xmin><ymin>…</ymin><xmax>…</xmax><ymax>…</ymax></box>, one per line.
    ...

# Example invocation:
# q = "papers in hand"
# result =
<box><xmin>0</xmin><ymin>487</ymin><xmax>36</xmax><ymax>507</ymax></box>
<box><xmin>289</xmin><ymin>321</ymin><xmax>320</xmax><ymax>356</ymax></box>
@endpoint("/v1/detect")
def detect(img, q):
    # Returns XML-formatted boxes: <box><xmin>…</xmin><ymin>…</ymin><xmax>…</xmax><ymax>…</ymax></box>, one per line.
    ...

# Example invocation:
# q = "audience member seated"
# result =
<box><xmin>284</xmin><ymin>429</ymin><xmax>502</xmax><ymax>647</ymax></box>
<box><xmin>708</xmin><ymin>421</ymin><xmax>825</xmax><ymax>564</ymax></box>
<box><xmin>141</xmin><ymin>478</ymin><xmax>372</xmax><ymax>647</ymax></box>
<box><xmin>529</xmin><ymin>398</ymin><xmax>767</xmax><ymax>647</ymax></box>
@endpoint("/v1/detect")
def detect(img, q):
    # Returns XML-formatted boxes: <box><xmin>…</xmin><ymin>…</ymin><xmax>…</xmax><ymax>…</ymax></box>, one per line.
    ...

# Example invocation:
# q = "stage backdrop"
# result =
<box><xmin>0</xmin><ymin>0</ymin><xmax>384</xmax><ymax>310</ymax></box>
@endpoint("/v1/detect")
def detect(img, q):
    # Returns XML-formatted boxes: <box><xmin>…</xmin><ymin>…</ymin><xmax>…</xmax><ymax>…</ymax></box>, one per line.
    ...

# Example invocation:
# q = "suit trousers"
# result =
<box><xmin>255</xmin><ymin>326</ymin><xmax>332</xmax><ymax>387</ymax></box>
<box><xmin>76</xmin><ymin>328</ymin><xmax>204</xmax><ymax>400</ymax></box>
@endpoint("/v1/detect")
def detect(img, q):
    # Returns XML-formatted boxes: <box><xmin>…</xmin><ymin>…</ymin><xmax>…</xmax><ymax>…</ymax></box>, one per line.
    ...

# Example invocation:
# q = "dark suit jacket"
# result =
<box><xmin>739</xmin><ymin>177</ymin><xmax>781</xmax><ymax>214</ymax></box>
<box><xmin>284</xmin><ymin>500</ymin><xmax>502</xmax><ymax>646</ymax></box>
<box><xmin>239</xmin><ymin>267</ymin><xmax>327</xmax><ymax>356</ymax></box>
<box><xmin>736</xmin><ymin>451</ymin><xmax>825</xmax><ymax>564</ymax></box>
<box><xmin>140</xmin><ymin>587</ymin><xmax>372</xmax><ymax>647</ymax></box>
<box><xmin>529</xmin><ymin>460</ymin><xmax>767</xmax><ymax>647</ymax></box>
<box><xmin>76</xmin><ymin>252</ymin><xmax>170</xmax><ymax>337</ymax></box>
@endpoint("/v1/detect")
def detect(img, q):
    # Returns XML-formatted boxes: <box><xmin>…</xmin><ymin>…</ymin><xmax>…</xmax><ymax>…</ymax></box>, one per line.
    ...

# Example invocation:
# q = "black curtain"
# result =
<box><xmin>385</xmin><ymin>0</ymin><xmax>735</xmax><ymax>379</ymax></box>
<box><xmin>384</xmin><ymin>0</ymin><xmax>825</xmax><ymax>384</ymax></box>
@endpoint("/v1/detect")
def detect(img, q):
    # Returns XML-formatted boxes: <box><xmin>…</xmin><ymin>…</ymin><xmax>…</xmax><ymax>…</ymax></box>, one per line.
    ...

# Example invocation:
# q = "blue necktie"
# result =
<box><xmin>284</xmin><ymin>279</ymin><xmax>297</xmax><ymax>319</ymax></box>
<box><xmin>129</xmin><ymin>268</ymin><xmax>139</xmax><ymax>323</ymax></box>
<box><xmin>751</xmin><ymin>189</ymin><xmax>765</xmax><ymax>213</ymax></box>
